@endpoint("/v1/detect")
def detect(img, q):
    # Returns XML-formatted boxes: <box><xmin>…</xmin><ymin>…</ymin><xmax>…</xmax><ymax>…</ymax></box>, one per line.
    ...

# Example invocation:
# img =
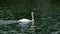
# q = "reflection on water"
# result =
<box><xmin>0</xmin><ymin>19</ymin><xmax>32</xmax><ymax>34</ymax></box>
<box><xmin>0</xmin><ymin>19</ymin><xmax>17</xmax><ymax>25</ymax></box>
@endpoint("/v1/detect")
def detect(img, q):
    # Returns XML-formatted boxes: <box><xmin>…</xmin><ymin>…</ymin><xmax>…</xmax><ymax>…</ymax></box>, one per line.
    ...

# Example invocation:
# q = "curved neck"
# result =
<box><xmin>31</xmin><ymin>12</ymin><xmax>34</xmax><ymax>21</ymax></box>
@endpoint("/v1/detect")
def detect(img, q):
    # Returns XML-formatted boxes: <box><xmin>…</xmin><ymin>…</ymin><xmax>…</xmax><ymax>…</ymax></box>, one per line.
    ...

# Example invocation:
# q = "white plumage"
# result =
<box><xmin>17</xmin><ymin>18</ymin><xmax>32</xmax><ymax>24</ymax></box>
<box><xmin>17</xmin><ymin>18</ymin><xmax>32</xmax><ymax>31</ymax></box>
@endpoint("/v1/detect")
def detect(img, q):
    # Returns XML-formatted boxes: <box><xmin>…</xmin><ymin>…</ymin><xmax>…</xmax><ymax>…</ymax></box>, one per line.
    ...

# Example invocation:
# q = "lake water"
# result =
<box><xmin>0</xmin><ymin>19</ymin><xmax>32</xmax><ymax>34</ymax></box>
<box><xmin>0</xmin><ymin>19</ymin><xmax>18</xmax><ymax>25</ymax></box>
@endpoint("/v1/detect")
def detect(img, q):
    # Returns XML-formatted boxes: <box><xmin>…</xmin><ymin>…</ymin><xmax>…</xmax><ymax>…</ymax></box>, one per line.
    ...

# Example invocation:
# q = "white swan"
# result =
<box><xmin>17</xmin><ymin>12</ymin><xmax>34</xmax><ymax>24</ymax></box>
<box><xmin>17</xmin><ymin>12</ymin><xmax>34</xmax><ymax>27</ymax></box>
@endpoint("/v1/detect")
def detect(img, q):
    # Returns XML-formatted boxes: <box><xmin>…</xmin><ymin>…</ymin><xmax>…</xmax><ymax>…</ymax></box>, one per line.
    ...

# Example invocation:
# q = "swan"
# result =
<box><xmin>17</xmin><ymin>12</ymin><xmax>34</xmax><ymax>25</ymax></box>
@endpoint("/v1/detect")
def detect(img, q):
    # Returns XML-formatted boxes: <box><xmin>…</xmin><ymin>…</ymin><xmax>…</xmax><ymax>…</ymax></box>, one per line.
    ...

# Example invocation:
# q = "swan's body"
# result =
<box><xmin>17</xmin><ymin>18</ymin><xmax>32</xmax><ymax>24</ymax></box>
<box><xmin>17</xmin><ymin>18</ymin><xmax>32</xmax><ymax>27</ymax></box>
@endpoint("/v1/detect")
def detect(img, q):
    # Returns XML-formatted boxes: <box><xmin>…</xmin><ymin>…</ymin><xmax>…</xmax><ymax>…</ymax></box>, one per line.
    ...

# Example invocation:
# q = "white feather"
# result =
<box><xmin>17</xmin><ymin>18</ymin><xmax>32</xmax><ymax>24</ymax></box>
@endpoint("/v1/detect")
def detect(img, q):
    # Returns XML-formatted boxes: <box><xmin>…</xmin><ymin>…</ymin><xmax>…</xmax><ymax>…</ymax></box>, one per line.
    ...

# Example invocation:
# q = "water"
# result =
<box><xmin>0</xmin><ymin>19</ymin><xmax>32</xmax><ymax>34</ymax></box>
<box><xmin>0</xmin><ymin>19</ymin><xmax>17</xmax><ymax>25</ymax></box>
